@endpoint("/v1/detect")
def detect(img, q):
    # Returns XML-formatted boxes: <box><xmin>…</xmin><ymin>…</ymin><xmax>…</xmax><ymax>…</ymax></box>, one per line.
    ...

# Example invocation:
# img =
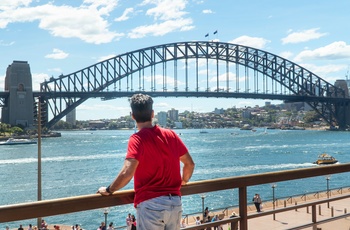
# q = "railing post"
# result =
<box><xmin>239</xmin><ymin>187</ymin><xmax>247</xmax><ymax>230</ymax></box>
<box><xmin>231</xmin><ymin>220</ymin><xmax>239</xmax><ymax>230</ymax></box>
<box><xmin>312</xmin><ymin>205</ymin><xmax>316</xmax><ymax>223</ymax></box>
<box><xmin>319</xmin><ymin>205</ymin><xmax>322</xmax><ymax>215</ymax></box>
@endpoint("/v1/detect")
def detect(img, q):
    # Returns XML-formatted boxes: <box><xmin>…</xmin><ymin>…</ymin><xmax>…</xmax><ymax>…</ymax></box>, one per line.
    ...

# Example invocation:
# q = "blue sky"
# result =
<box><xmin>1</xmin><ymin>0</ymin><xmax>350</xmax><ymax>120</ymax></box>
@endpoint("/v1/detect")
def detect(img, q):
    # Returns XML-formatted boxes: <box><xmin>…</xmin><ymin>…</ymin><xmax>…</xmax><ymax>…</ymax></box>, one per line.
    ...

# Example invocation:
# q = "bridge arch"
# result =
<box><xmin>39</xmin><ymin>41</ymin><xmax>349</xmax><ymax>129</ymax></box>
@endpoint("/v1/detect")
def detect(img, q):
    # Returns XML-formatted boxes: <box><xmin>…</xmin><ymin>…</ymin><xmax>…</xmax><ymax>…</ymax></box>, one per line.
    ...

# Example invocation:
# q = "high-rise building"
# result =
<box><xmin>168</xmin><ymin>108</ymin><xmax>178</xmax><ymax>121</ymax></box>
<box><xmin>66</xmin><ymin>99</ymin><xmax>76</xmax><ymax>125</ymax></box>
<box><xmin>157</xmin><ymin>111</ymin><xmax>167</xmax><ymax>127</ymax></box>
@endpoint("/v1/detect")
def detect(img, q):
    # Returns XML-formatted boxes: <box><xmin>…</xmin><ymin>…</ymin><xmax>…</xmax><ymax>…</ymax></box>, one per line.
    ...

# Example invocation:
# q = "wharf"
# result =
<box><xmin>183</xmin><ymin>188</ymin><xmax>350</xmax><ymax>230</ymax></box>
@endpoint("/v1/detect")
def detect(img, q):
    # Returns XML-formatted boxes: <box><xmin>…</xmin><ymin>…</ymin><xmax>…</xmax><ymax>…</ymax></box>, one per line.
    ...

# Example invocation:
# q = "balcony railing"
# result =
<box><xmin>1</xmin><ymin>163</ymin><xmax>350</xmax><ymax>230</ymax></box>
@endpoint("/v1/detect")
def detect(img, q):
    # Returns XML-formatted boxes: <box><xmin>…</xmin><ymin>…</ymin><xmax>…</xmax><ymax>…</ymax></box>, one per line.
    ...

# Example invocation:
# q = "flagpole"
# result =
<box><xmin>213</xmin><ymin>30</ymin><xmax>218</xmax><ymax>41</ymax></box>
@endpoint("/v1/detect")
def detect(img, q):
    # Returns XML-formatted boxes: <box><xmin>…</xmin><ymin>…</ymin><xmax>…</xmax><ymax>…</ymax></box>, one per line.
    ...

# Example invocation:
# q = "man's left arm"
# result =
<box><xmin>180</xmin><ymin>152</ymin><xmax>195</xmax><ymax>185</ymax></box>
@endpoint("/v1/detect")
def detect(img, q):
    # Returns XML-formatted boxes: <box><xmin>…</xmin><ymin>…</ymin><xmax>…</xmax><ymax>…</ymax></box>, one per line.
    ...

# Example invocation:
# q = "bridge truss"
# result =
<box><xmin>39</xmin><ymin>41</ymin><xmax>350</xmax><ymax>129</ymax></box>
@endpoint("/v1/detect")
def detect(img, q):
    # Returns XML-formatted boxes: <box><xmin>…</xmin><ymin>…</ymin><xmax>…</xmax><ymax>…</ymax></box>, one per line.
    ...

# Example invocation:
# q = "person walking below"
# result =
<box><xmin>98</xmin><ymin>93</ymin><xmax>195</xmax><ymax>230</ymax></box>
<box><xmin>253</xmin><ymin>193</ymin><xmax>262</xmax><ymax>212</ymax></box>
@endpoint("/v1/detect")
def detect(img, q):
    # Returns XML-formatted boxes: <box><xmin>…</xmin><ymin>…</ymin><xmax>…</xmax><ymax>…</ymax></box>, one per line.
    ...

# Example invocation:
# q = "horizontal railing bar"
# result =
<box><xmin>287</xmin><ymin>212</ymin><xmax>350</xmax><ymax>230</ymax></box>
<box><xmin>182</xmin><ymin>216</ymin><xmax>240</xmax><ymax>230</ymax></box>
<box><xmin>1</xmin><ymin>163</ymin><xmax>349</xmax><ymax>223</ymax></box>
<box><xmin>247</xmin><ymin>193</ymin><xmax>350</xmax><ymax>219</ymax></box>
<box><xmin>181</xmin><ymin>163</ymin><xmax>350</xmax><ymax>195</ymax></box>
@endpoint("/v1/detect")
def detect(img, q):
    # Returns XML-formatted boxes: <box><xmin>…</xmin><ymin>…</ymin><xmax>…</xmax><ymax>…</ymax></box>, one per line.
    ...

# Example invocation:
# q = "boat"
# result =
<box><xmin>200</xmin><ymin>130</ymin><xmax>208</xmax><ymax>134</ymax></box>
<box><xmin>240</xmin><ymin>124</ymin><xmax>253</xmax><ymax>130</ymax></box>
<box><xmin>0</xmin><ymin>138</ymin><xmax>37</xmax><ymax>145</ymax></box>
<box><xmin>313</xmin><ymin>153</ymin><xmax>338</xmax><ymax>165</ymax></box>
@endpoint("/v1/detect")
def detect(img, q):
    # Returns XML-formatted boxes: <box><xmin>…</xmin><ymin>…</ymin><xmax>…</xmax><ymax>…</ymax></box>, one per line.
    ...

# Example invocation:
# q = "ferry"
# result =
<box><xmin>313</xmin><ymin>153</ymin><xmax>338</xmax><ymax>165</ymax></box>
<box><xmin>0</xmin><ymin>138</ymin><xmax>37</xmax><ymax>145</ymax></box>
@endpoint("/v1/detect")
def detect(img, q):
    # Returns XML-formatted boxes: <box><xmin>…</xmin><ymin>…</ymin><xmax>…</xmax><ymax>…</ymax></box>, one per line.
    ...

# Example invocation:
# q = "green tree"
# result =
<box><xmin>10</xmin><ymin>126</ymin><xmax>24</xmax><ymax>135</ymax></box>
<box><xmin>303</xmin><ymin>111</ymin><xmax>321</xmax><ymax>123</ymax></box>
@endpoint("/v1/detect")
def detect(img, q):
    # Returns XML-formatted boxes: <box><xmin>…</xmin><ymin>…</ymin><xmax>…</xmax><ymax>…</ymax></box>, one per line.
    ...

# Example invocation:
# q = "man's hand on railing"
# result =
<box><xmin>97</xmin><ymin>186</ymin><xmax>112</xmax><ymax>196</ymax></box>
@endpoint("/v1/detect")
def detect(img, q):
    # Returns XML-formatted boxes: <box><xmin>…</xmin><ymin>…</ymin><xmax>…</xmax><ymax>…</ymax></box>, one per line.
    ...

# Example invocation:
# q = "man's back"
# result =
<box><xmin>127</xmin><ymin>125</ymin><xmax>188</xmax><ymax>206</ymax></box>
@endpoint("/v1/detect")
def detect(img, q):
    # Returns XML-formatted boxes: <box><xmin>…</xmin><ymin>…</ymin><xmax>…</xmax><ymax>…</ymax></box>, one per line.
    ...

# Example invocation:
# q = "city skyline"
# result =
<box><xmin>1</xmin><ymin>1</ymin><xmax>350</xmax><ymax>120</ymax></box>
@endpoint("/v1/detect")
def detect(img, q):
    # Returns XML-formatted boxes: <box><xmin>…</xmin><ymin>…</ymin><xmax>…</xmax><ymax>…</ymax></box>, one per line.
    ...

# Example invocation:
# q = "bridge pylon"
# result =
<box><xmin>1</xmin><ymin>61</ymin><xmax>35</xmax><ymax>128</ymax></box>
<box><xmin>333</xmin><ymin>80</ymin><xmax>350</xmax><ymax>130</ymax></box>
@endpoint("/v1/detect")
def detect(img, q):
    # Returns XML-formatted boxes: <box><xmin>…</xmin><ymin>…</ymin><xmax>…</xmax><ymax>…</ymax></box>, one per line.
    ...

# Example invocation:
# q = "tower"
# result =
<box><xmin>1</xmin><ymin>61</ymin><xmax>34</xmax><ymax>127</ymax></box>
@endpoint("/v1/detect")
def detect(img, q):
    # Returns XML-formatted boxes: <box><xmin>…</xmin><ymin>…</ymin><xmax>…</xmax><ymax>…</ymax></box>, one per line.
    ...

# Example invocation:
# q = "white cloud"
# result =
<box><xmin>0</xmin><ymin>40</ymin><xmax>15</xmax><ymax>46</ymax></box>
<box><xmin>97</xmin><ymin>54</ymin><xmax>117</xmax><ymax>62</ymax></box>
<box><xmin>128</xmin><ymin>18</ymin><xmax>193</xmax><ymax>38</ymax></box>
<box><xmin>45</xmin><ymin>48</ymin><xmax>69</xmax><ymax>59</ymax></box>
<box><xmin>0</xmin><ymin>0</ymin><xmax>31</xmax><ymax>11</ymax></box>
<box><xmin>294</xmin><ymin>41</ymin><xmax>350</xmax><ymax>62</ymax></box>
<box><xmin>143</xmin><ymin>0</ymin><xmax>188</xmax><ymax>20</ymax></box>
<box><xmin>32</xmin><ymin>73</ymin><xmax>50</xmax><ymax>91</ymax></box>
<box><xmin>202</xmin><ymin>9</ymin><xmax>213</xmax><ymax>14</ymax></box>
<box><xmin>0</xmin><ymin>1</ymin><xmax>123</xmax><ymax>44</ymax></box>
<box><xmin>281</xmin><ymin>28</ymin><xmax>327</xmax><ymax>44</ymax></box>
<box><xmin>229</xmin><ymin>36</ymin><xmax>270</xmax><ymax>49</ymax></box>
<box><xmin>0</xmin><ymin>74</ymin><xmax>5</xmax><ymax>91</ymax></box>
<box><xmin>115</xmin><ymin>7</ymin><xmax>134</xmax><ymax>22</ymax></box>
<box><xmin>300</xmin><ymin>63</ymin><xmax>347</xmax><ymax>76</ymax></box>
<box><xmin>128</xmin><ymin>0</ymin><xmax>194</xmax><ymax>38</ymax></box>
<box><xmin>47</xmin><ymin>68</ymin><xmax>62</xmax><ymax>73</ymax></box>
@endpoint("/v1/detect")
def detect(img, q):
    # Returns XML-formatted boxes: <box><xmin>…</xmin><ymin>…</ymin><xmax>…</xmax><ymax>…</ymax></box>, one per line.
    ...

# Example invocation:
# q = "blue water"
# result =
<box><xmin>1</xmin><ymin>128</ymin><xmax>350</xmax><ymax>229</ymax></box>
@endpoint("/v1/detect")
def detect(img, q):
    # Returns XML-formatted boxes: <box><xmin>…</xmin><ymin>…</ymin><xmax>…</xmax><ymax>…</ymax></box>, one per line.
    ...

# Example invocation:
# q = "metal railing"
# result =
<box><xmin>1</xmin><ymin>163</ymin><xmax>350</xmax><ymax>230</ymax></box>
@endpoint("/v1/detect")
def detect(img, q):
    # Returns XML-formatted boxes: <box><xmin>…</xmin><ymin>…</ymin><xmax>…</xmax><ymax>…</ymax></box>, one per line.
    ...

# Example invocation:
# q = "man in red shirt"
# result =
<box><xmin>98</xmin><ymin>93</ymin><xmax>195</xmax><ymax>229</ymax></box>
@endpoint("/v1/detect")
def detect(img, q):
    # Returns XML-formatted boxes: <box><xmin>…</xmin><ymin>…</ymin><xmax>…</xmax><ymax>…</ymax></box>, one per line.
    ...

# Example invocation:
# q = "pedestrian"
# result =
<box><xmin>253</xmin><ymin>193</ymin><xmax>262</xmax><ymax>212</ymax></box>
<box><xmin>204</xmin><ymin>207</ymin><xmax>209</xmax><ymax>218</ymax></box>
<box><xmin>98</xmin><ymin>93</ymin><xmax>195</xmax><ymax>230</ymax></box>
<box><xmin>195</xmin><ymin>216</ymin><xmax>201</xmax><ymax>225</ymax></box>
<box><xmin>131</xmin><ymin>215</ymin><xmax>137</xmax><ymax>230</ymax></box>
<box><xmin>126</xmin><ymin>213</ymin><xmax>132</xmax><ymax>230</ymax></box>
<box><xmin>107</xmin><ymin>222</ymin><xmax>114</xmax><ymax>230</ymax></box>
<box><xmin>28</xmin><ymin>224</ymin><xmax>33</xmax><ymax>230</ymax></box>
<box><xmin>41</xmin><ymin>220</ymin><xmax>48</xmax><ymax>230</ymax></box>
<box><xmin>18</xmin><ymin>224</ymin><xmax>24</xmax><ymax>230</ymax></box>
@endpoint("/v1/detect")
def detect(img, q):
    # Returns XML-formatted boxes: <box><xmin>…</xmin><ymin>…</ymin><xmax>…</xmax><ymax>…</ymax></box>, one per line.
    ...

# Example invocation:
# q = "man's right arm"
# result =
<box><xmin>97</xmin><ymin>158</ymin><xmax>138</xmax><ymax>195</ymax></box>
<box><xmin>180</xmin><ymin>152</ymin><xmax>195</xmax><ymax>185</ymax></box>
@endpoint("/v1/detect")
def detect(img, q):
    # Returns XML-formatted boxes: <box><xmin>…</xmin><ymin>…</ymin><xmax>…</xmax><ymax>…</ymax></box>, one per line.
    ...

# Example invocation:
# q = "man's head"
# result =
<box><xmin>129</xmin><ymin>93</ymin><xmax>153</xmax><ymax>122</ymax></box>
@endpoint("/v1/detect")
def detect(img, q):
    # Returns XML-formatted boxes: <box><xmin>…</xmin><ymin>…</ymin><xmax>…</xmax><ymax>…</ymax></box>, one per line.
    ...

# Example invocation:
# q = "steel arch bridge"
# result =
<box><xmin>38</xmin><ymin>41</ymin><xmax>350</xmax><ymax>129</ymax></box>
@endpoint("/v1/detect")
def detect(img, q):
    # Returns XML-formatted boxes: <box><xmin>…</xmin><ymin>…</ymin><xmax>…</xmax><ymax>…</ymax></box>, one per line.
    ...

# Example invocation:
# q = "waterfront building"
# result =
<box><xmin>88</xmin><ymin>120</ymin><xmax>105</xmax><ymax>129</ymax></box>
<box><xmin>241</xmin><ymin>109</ymin><xmax>251</xmax><ymax>119</ymax></box>
<box><xmin>214</xmin><ymin>108</ymin><xmax>224</xmax><ymax>114</ymax></box>
<box><xmin>174</xmin><ymin>121</ymin><xmax>183</xmax><ymax>129</ymax></box>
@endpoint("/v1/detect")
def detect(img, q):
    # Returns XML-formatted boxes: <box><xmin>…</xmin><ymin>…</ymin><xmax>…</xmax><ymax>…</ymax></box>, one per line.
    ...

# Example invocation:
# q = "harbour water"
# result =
<box><xmin>1</xmin><ymin>128</ymin><xmax>350</xmax><ymax>229</ymax></box>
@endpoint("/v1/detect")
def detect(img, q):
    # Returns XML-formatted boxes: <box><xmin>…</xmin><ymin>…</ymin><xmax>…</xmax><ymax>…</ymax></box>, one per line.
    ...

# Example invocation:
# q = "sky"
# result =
<box><xmin>1</xmin><ymin>0</ymin><xmax>350</xmax><ymax>120</ymax></box>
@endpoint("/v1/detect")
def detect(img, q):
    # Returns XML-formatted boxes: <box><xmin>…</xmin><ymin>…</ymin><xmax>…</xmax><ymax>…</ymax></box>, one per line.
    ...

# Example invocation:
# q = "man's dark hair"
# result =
<box><xmin>129</xmin><ymin>93</ymin><xmax>153</xmax><ymax>122</ymax></box>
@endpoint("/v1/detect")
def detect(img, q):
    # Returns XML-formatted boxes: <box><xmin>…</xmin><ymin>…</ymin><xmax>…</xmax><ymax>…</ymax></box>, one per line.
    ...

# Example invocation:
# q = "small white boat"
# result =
<box><xmin>0</xmin><ymin>138</ymin><xmax>37</xmax><ymax>145</ymax></box>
